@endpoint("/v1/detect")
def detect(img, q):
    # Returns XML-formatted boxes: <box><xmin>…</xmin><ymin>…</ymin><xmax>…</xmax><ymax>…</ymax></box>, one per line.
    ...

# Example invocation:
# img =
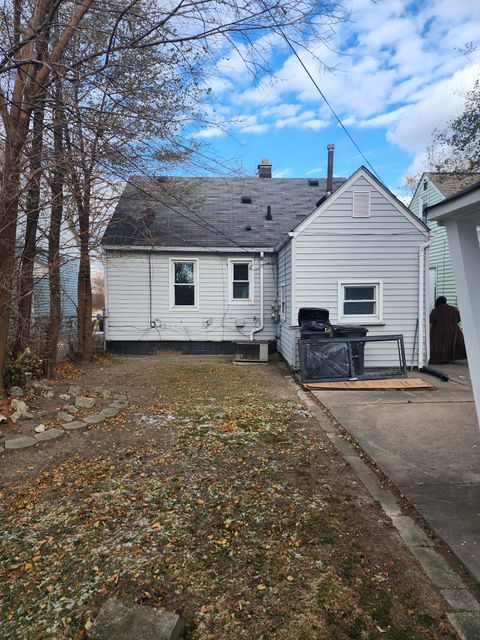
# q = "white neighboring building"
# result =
<box><xmin>426</xmin><ymin>181</ymin><xmax>480</xmax><ymax>424</ymax></box>
<box><xmin>102</xmin><ymin>162</ymin><xmax>429</xmax><ymax>369</ymax></box>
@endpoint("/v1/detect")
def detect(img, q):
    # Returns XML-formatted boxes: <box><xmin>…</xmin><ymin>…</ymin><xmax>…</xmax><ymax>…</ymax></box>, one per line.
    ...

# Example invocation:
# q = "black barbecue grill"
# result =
<box><xmin>298</xmin><ymin>307</ymin><xmax>369</xmax><ymax>380</ymax></box>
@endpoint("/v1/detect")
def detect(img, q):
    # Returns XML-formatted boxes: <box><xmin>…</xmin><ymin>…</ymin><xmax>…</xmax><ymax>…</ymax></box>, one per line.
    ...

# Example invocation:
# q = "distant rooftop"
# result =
<box><xmin>426</xmin><ymin>172</ymin><xmax>480</xmax><ymax>199</ymax></box>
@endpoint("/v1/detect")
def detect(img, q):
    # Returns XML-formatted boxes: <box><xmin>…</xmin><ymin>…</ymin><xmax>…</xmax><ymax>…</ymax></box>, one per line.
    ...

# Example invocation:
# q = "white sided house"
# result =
<box><xmin>102</xmin><ymin>162</ymin><xmax>429</xmax><ymax>370</ymax></box>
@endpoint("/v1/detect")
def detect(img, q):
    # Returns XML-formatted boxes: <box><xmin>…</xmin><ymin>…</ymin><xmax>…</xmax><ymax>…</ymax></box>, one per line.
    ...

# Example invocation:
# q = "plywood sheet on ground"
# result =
<box><xmin>304</xmin><ymin>378</ymin><xmax>436</xmax><ymax>391</ymax></box>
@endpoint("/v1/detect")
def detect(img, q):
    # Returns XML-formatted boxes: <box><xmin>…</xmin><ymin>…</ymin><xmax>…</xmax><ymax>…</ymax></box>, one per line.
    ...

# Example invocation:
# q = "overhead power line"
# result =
<box><xmin>275</xmin><ymin>26</ymin><xmax>382</xmax><ymax>181</ymax></box>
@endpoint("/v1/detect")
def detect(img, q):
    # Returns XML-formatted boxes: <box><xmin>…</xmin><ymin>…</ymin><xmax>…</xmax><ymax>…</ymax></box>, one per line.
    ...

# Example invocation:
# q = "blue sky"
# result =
<box><xmin>191</xmin><ymin>0</ymin><xmax>480</xmax><ymax>194</ymax></box>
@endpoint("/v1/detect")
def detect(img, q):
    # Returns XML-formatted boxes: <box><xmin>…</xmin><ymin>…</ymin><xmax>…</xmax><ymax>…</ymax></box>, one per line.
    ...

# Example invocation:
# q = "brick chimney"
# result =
<box><xmin>258</xmin><ymin>158</ymin><xmax>272</xmax><ymax>179</ymax></box>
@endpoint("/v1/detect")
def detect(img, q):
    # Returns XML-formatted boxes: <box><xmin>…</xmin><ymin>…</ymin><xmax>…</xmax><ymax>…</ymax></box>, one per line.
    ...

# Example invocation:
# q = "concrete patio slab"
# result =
<box><xmin>310</xmin><ymin>362</ymin><xmax>480</xmax><ymax>584</ymax></box>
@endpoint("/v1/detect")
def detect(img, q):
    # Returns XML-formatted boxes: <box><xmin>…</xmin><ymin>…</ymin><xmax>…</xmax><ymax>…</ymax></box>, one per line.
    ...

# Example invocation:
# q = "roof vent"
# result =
<box><xmin>308</xmin><ymin>179</ymin><xmax>319</xmax><ymax>186</ymax></box>
<box><xmin>265</xmin><ymin>205</ymin><xmax>272</xmax><ymax>221</ymax></box>
<box><xmin>241</xmin><ymin>196</ymin><xmax>252</xmax><ymax>204</ymax></box>
<box><xmin>245</xmin><ymin>224</ymin><xmax>252</xmax><ymax>231</ymax></box>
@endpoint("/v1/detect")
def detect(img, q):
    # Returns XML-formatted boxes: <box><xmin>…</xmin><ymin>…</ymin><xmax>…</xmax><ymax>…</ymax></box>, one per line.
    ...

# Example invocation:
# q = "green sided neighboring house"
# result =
<box><xmin>410</xmin><ymin>172</ymin><xmax>480</xmax><ymax>311</ymax></box>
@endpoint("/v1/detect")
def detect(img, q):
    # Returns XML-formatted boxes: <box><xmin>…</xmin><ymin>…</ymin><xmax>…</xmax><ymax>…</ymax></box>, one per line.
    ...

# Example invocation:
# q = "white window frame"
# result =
<box><xmin>338</xmin><ymin>280</ymin><xmax>383</xmax><ymax>323</ymax></box>
<box><xmin>169</xmin><ymin>258</ymin><xmax>199</xmax><ymax>311</ymax></box>
<box><xmin>280</xmin><ymin>283</ymin><xmax>286</xmax><ymax>322</ymax></box>
<box><xmin>228</xmin><ymin>258</ymin><xmax>254</xmax><ymax>304</ymax></box>
<box><xmin>353</xmin><ymin>190</ymin><xmax>371</xmax><ymax>218</ymax></box>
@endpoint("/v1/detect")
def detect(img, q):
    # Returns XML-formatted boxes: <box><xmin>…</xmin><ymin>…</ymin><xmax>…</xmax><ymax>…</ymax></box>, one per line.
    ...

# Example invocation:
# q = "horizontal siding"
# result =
<box><xmin>32</xmin><ymin>256</ymin><xmax>79</xmax><ymax>320</ymax></box>
<box><xmin>277</xmin><ymin>241</ymin><xmax>297</xmax><ymax>366</ymax></box>
<box><xmin>105</xmin><ymin>250</ymin><xmax>277</xmax><ymax>343</ymax></box>
<box><xmin>410</xmin><ymin>176</ymin><xmax>458</xmax><ymax>305</ymax></box>
<box><xmin>293</xmin><ymin>174</ymin><xmax>428</xmax><ymax>369</ymax></box>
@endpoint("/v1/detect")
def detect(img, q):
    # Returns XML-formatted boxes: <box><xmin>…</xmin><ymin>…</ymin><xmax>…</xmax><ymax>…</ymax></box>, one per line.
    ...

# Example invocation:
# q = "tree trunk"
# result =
<box><xmin>46</xmin><ymin>97</ymin><xmax>63</xmax><ymax>376</ymax></box>
<box><xmin>0</xmin><ymin>137</ymin><xmax>24</xmax><ymax>397</ymax></box>
<box><xmin>77</xmin><ymin>187</ymin><xmax>92</xmax><ymax>361</ymax></box>
<box><xmin>14</xmin><ymin>97</ymin><xmax>46</xmax><ymax>354</ymax></box>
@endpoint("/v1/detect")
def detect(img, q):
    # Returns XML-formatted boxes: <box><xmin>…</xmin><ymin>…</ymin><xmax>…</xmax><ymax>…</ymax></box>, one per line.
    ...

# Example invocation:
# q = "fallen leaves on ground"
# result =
<box><xmin>0</xmin><ymin>362</ymin><xmax>454</xmax><ymax>640</ymax></box>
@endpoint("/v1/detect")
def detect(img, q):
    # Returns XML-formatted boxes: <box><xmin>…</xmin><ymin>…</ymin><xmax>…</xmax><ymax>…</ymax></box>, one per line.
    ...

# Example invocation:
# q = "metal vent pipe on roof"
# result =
<box><xmin>265</xmin><ymin>205</ymin><xmax>272</xmax><ymax>220</ymax></box>
<box><xmin>326</xmin><ymin>144</ymin><xmax>334</xmax><ymax>193</ymax></box>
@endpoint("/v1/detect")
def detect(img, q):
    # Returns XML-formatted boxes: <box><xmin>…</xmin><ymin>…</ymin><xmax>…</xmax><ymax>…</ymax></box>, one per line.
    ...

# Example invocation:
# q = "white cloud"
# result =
<box><xmin>306</xmin><ymin>166</ymin><xmax>323</xmax><ymax>175</ymax></box>
<box><xmin>239</xmin><ymin>123</ymin><xmax>269</xmax><ymax>135</ymax></box>
<box><xmin>192</xmin><ymin>0</ymin><xmax>480</xmax><ymax>180</ymax></box>
<box><xmin>302</xmin><ymin>119</ymin><xmax>329</xmax><ymax>131</ymax></box>
<box><xmin>272</xmin><ymin>168</ymin><xmax>292</xmax><ymax>178</ymax></box>
<box><xmin>387</xmin><ymin>64</ymin><xmax>479</xmax><ymax>155</ymax></box>
<box><xmin>193</xmin><ymin>126</ymin><xmax>225</xmax><ymax>139</ymax></box>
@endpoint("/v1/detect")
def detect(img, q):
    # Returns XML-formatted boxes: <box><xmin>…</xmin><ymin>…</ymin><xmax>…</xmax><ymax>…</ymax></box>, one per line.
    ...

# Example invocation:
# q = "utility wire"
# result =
<box><xmin>275</xmin><ymin>25</ymin><xmax>382</xmax><ymax>181</ymax></box>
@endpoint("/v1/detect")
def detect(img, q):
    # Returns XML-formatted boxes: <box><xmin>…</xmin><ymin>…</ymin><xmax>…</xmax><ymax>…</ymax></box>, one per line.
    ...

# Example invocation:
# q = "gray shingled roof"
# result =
<box><xmin>101</xmin><ymin>175</ymin><xmax>346</xmax><ymax>249</ymax></box>
<box><xmin>426</xmin><ymin>172</ymin><xmax>480</xmax><ymax>199</ymax></box>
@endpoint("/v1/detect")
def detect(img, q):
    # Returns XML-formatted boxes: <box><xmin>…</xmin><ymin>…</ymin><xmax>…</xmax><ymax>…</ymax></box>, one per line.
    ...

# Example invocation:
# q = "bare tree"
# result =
<box><xmin>1</xmin><ymin>0</ymin><xmax>346</xmax><ymax>389</ymax></box>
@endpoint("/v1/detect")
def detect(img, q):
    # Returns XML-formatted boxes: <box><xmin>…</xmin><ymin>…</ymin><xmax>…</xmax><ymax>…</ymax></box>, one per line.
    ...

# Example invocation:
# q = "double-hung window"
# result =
<box><xmin>229</xmin><ymin>259</ymin><xmax>253</xmax><ymax>302</ymax></box>
<box><xmin>338</xmin><ymin>281</ymin><xmax>382</xmax><ymax>322</ymax></box>
<box><xmin>170</xmin><ymin>259</ymin><xmax>198</xmax><ymax>309</ymax></box>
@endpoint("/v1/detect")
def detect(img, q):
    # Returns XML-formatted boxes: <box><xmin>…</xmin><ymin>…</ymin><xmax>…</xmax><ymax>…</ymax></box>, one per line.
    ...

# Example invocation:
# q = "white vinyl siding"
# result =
<box><xmin>293</xmin><ymin>173</ymin><xmax>428</xmax><ymax>368</ymax></box>
<box><xmin>105</xmin><ymin>250</ymin><xmax>276</xmax><ymax>342</ymax></box>
<box><xmin>277</xmin><ymin>241</ymin><xmax>298</xmax><ymax>367</ymax></box>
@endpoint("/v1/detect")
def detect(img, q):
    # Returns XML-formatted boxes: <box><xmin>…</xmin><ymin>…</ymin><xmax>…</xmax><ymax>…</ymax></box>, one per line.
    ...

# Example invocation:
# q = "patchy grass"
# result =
<box><xmin>0</xmin><ymin>358</ymin><xmax>454</xmax><ymax>639</ymax></box>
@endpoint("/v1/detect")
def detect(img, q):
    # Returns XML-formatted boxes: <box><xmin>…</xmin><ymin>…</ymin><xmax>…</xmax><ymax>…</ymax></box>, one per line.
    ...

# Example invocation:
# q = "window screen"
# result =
<box><xmin>173</xmin><ymin>261</ymin><xmax>195</xmax><ymax>306</ymax></box>
<box><xmin>343</xmin><ymin>285</ymin><xmax>376</xmax><ymax>316</ymax></box>
<box><xmin>232</xmin><ymin>262</ymin><xmax>251</xmax><ymax>299</ymax></box>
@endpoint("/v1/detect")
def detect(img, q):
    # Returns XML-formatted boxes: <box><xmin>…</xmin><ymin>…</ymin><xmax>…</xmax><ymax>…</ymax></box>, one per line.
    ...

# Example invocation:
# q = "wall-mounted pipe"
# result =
<box><xmin>418</xmin><ymin>239</ymin><xmax>431</xmax><ymax>368</ymax></box>
<box><xmin>250</xmin><ymin>251</ymin><xmax>264</xmax><ymax>340</ymax></box>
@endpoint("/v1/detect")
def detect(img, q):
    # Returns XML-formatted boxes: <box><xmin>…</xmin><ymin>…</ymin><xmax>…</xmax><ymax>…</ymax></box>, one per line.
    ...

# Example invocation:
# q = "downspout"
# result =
<box><xmin>103</xmin><ymin>248</ymin><xmax>109</xmax><ymax>353</ymax></box>
<box><xmin>251</xmin><ymin>251</ymin><xmax>264</xmax><ymax>340</ymax></box>
<box><xmin>418</xmin><ymin>239</ymin><xmax>431</xmax><ymax>368</ymax></box>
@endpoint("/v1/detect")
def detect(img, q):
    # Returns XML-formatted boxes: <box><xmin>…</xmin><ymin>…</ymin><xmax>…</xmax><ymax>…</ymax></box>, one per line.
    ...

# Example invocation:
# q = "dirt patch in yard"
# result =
<box><xmin>0</xmin><ymin>355</ymin><xmax>455</xmax><ymax>639</ymax></box>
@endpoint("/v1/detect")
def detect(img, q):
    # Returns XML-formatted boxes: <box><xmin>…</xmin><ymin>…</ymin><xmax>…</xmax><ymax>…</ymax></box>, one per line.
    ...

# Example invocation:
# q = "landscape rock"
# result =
<box><xmin>34</xmin><ymin>428</ymin><xmax>64</xmax><ymax>442</ymax></box>
<box><xmin>69</xmin><ymin>385</ymin><xmax>83</xmax><ymax>395</ymax></box>
<box><xmin>59</xmin><ymin>393</ymin><xmax>70</xmax><ymax>401</ymax></box>
<box><xmin>42</xmin><ymin>389</ymin><xmax>55</xmax><ymax>399</ymax></box>
<box><xmin>114</xmin><ymin>394</ymin><xmax>127</xmax><ymax>402</ymax></box>
<box><xmin>63</xmin><ymin>404</ymin><xmax>78</xmax><ymax>414</ymax></box>
<box><xmin>75</xmin><ymin>396</ymin><xmax>96</xmax><ymax>409</ymax></box>
<box><xmin>9</xmin><ymin>386</ymin><xmax>24</xmax><ymax>397</ymax></box>
<box><xmin>63</xmin><ymin>420</ymin><xmax>87</xmax><ymax>431</ymax></box>
<box><xmin>10</xmin><ymin>399</ymin><xmax>34</xmax><ymax>422</ymax></box>
<box><xmin>83</xmin><ymin>414</ymin><xmax>104</xmax><ymax>425</ymax></box>
<box><xmin>34</xmin><ymin>424</ymin><xmax>46</xmax><ymax>433</ymax></box>
<box><xmin>99</xmin><ymin>407</ymin><xmax>120</xmax><ymax>419</ymax></box>
<box><xmin>101</xmin><ymin>390</ymin><xmax>113</xmax><ymax>399</ymax></box>
<box><xmin>58</xmin><ymin>411</ymin><xmax>75</xmax><ymax>423</ymax></box>
<box><xmin>0</xmin><ymin>414</ymin><xmax>7</xmax><ymax>424</ymax></box>
<box><xmin>88</xmin><ymin>598</ymin><xmax>183</xmax><ymax>640</ymax></box>
<box><xmin>112</xmin><ymin>399</ymin><xmax>128</xmax><ymax>409</ymax></box>
<box><xmin>32</xmin><ymin>379</ymin><xmax>52</xmax><ymax>391</ymax></box>
<box><xmin>5</xmin><ymin>436</ymin><xmax>37</xmax><ymax>450</ymax></box>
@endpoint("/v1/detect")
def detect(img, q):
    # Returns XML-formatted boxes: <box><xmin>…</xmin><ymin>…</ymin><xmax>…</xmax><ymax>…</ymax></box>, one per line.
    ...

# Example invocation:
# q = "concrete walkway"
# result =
<box><xmin>309</xmin><ymin>361</ymin><xmax>480</xmax><ymax>585</ymax></box>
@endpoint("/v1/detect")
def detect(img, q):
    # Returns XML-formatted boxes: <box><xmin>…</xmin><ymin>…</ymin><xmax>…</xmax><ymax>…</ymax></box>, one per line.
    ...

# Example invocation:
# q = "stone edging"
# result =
<box><xmin>1</xmin><ymin>396</ymin><xmax>127</xmax><ymax>453</ymax></box>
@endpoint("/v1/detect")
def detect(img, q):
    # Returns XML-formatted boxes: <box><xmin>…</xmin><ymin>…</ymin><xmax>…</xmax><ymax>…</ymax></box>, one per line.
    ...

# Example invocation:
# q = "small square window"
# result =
<box><xmin>339</xmin><ymin>282</ymin><xmax>382</xmax><ymax>322</ymax></box>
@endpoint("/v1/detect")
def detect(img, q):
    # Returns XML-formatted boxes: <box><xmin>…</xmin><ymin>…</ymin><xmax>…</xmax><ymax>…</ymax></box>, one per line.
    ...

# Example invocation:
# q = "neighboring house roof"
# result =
<box><xmin>101</xmin><ymin>176</ymin><xmax>346</xmax><ymax>249</ymax></box>
<box><xmin>427</xmin><ymin>178</ymin><xmax>480</xmax><ymax>214</ymax></box>
<box><xmin>425</xmin><ymin>172</ymin><xmax>480</xmax><ymax>199</ymax></box>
